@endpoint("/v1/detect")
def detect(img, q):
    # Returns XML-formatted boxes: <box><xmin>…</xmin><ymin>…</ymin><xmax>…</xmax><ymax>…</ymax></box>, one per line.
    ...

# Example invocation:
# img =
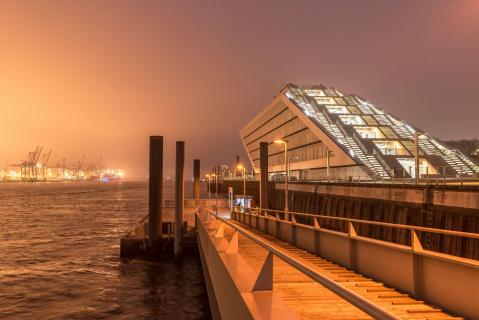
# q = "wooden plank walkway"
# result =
<box><xmin>224</xmin><ymin>220</ymin><xmax>461</xmax><ymax>320</ymax></box>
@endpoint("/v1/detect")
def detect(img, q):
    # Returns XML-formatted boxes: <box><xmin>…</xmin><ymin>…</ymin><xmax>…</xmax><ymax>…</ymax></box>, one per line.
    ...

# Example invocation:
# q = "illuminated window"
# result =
<box><xmin>358</xmin><ymin>104</ymin><xmax>375</xmax><ymax>114</ymax></box>
<box><xmin>314</xmin><ymin>97</ymin><xmax>337</xmax><ymax>105</ymax></box>
<box><xmin>397</xmin><ymin>158</ymin><xmax>437</xmax><ymax>178</ymax></box>
<box><xmin>374</xmin><ymin>141</ymin><xmax>409</xmax><ymax>156</ymax></box>
<box><xmin>347</xmin><ymin>106</ymin><xmax>361</xmax><ymax>114</ymax></box>
<box><xmin>354</xmin><ymin>127</ymin><xmax>385</xmax><ymax>139</ymax></box>
<box><xmin>304</xmin><ymin>89</ymin><xmax>325</xmax><ymax>97</ymax></box>
<box><xmin>344</xmin><ymin>96</ymin><xmax>358</xmax><ymax>105</ymax></box>
<box><xmin>324</xmin><ymin>88</ymin><xmax>337</xmax><ymax>96</ymax></box>
<box><xmin>339</xmin><ymin>115</ymin><xmax>365</xmax><ymax>125</ymax></box>
<box><xmin>326</xmin><ymin>106</ymin><xmax>350</xmax><ymax>114</ymax></box>
<box><xmin>362</xmin><ymin>115</ymin><xmax>378</xmax><ymax>125</ymax></box>
<box><xmin>401</xmin><ymin>141</ymin><xmax>421</xmax><ymax>155</ymax></box>
<box><xmin>374</xmin><ymin>114</ymin><xmax>392</xmax><ymax>125</ymax></box>
<box><xmin>378</xmin><ymin>127</ymin><xmax>398</xmax><ymax>139</ymax></box>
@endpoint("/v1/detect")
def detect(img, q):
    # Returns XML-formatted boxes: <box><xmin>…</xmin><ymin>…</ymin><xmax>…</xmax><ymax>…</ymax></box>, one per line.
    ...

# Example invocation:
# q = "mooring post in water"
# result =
<box><xmin>148</xmin><ymin>136</ymin><xmax>163</xmax><ymax>255</ymax></box>
<box><xmin>193</xmin><ymin>159</ymin><xmax>200</xmax><ymax>200</ymax></box>
<box><xmin>175</xmin><ymin>141</ymin><xmax>185</xmax><ymax>257</ymax></box>
<box><xmin>260</xmin><ymin>141</ymin><xmax>269</xmax><ymax>209</ymax></box>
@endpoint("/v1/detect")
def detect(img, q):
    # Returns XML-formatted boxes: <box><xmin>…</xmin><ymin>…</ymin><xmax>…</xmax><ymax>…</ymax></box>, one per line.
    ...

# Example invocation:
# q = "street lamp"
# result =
<box><xmin>212</xmin><ymin>167</ymin><xmax>219</xmax><ymax>212</ymax></box>
<box><xmin>274</xmin><ymin>139</ymin><xmax>289</xmax><ymax>213</ymax></box>
<box><xmin>205</xmin><ymin>174</ymin><xmax>211</xmax><ymax>201</ymax></box>
<box><xmin>237</xmin><ymin>164</ymin><xmax>246</xmax><ymax>209</ymax></box>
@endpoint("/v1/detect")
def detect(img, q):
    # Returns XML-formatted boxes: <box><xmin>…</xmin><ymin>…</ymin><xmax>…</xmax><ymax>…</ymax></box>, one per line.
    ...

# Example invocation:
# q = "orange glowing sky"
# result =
<box><xmin>1</xmin><ymin>1</ymin><xmax>478</xmax><ymax>179</ymax></box>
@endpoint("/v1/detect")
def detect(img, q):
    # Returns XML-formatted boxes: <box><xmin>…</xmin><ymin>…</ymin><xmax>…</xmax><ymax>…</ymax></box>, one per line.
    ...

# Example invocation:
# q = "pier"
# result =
<box><xmin>120</xmin><ymin>135</ymin><xmax>479</xmax><ymax>319</ymax></box>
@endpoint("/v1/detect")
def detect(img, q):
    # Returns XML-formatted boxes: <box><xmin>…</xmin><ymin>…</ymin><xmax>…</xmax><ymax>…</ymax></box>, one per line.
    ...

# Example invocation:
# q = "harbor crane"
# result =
<box><xmin>21</xmin><ymin>146</ymin><xmax>42</xmax><ymax>181</ymax></box>
<box><xmin>40</xmin><ymin>149</ymin><xmax>52</xmax><ymax>181</ymax></box>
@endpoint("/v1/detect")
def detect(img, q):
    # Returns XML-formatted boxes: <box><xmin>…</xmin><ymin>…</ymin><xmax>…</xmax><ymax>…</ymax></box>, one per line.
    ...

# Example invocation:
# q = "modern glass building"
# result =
<box><xmin>240</xmin><ymin>84</ymin><xmax>479</xmax><ymax>181</ymax></box>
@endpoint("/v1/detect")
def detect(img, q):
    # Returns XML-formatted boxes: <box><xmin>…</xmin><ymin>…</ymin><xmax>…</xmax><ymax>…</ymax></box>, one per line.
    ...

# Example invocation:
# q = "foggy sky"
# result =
<box><xmin>1</xmin><ymin>1</ymin><xmax>478</xmax><ymax>179</ymax></box>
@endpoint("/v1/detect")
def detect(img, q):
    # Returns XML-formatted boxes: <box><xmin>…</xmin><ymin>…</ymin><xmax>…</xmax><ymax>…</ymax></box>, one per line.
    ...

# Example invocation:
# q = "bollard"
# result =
<box><xmin>175</xmin><ymin>141</ymin><xmax>185</xmax><ymax>257</ymax></box>
<box><xmin>193</xmin><ymin>159</ymin><xmax>201</xmax><ymax>199</ymax></box>
<box><xmin>148</xmin><ymin>136</ymin><xmax>163</xmax><ymax>255</ymax></box>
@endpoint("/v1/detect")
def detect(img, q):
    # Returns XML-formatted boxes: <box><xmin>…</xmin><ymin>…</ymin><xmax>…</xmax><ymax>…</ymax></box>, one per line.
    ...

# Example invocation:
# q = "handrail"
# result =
<box><xmin>198</xmin><ymin>207</ymin><xmax>399</xmax><ymax>320</ymax></box>
<box><xmin>245</xmin><ymin>207</ymin><xmax>479</xmax><ymax>240</ymax></box>
<box><xmin>125</xmin><ymin>214</ymin><xmax>148</xmax><ymax>237</ymax></box>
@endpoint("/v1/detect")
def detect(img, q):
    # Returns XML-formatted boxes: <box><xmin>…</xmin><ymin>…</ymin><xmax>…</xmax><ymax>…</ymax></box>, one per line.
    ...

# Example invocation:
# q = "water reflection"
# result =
<box><xmin>0</xmin><ymin>182</ymin><xmax>211</xmax><ymax>320</ymax></box>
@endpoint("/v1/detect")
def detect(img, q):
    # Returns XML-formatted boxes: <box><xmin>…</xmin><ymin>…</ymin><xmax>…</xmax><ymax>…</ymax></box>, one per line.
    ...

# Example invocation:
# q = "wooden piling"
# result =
<box><xmin>175</xmin><ymin>141</ymin><xmax>185</xmax><ymax>257</ymax></box>
<box><xmin>193</xmin><ymin>159</ymin><xmax>201</xmax><ymax>199</ymax></box>
<box><xmin>148</xmin><ymin>136</ymin><xmax>163</xmax><ymax>254</ymax></box>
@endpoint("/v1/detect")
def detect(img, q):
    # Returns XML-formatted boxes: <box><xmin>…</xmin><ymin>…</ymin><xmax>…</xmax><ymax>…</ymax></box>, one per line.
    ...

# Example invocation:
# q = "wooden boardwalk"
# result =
<box><xmin>223</xmin><ymin>219</ymin><xmax>461</xmax><ymax>320</ymax></box>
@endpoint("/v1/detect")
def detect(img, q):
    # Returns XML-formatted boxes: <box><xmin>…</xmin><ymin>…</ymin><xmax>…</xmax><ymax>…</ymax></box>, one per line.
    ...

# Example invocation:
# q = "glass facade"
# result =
<box><xmin>241</xmin><ymin>83</ymin><xmax>479</xmax><ymax>180</ymax></box>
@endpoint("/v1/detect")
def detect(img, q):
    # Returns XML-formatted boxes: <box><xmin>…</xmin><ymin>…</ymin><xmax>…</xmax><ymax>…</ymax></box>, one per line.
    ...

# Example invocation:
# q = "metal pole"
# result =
<box><xmin>215</xmin><ymin>165</ymin><xmax>219</xmax><ymax>212</ymax></box>
<box><xmin>414</xmin><ymin>132</ymin><xmax>420</xmax><ymax>185</ymax></box>
<box><xmin>326</xmin><ymin>148</ymin><xmax>330</xmax><ymax>178</ymax></box>
<box><xmin>243</xmin><ymin>167</ymin><xmax>246</xmax><ymax>209</ymax></box>
<box><xmin>174</xmin><ymin>141</ymin><xmax>185</xmax><ymax>257</ymax></box>
<box><xmin>259</xmin><ymin>141</ymin><xmax>268</xmax><ymax>210</ymax></box>
<box><xmin>207</xmin><ymin>175</ymin><xmax>211</xmax><ymax>201</ymax></box>
<box><xmin>148</xmin><ymin>136</ymin><xmax>163</xmax><ymax>254</ymax></box>
<box><xmin>284</xmin><ymin>142</ymin><xmax>289</xmax><ymax>213</ymax></box>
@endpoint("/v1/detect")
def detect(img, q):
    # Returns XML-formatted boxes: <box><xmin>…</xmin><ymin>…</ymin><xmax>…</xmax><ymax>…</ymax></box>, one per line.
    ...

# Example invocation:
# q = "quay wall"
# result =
<box><xmin>216</xmin><ymin>181</ymin><xmax>479</xmax><ymax>260</ymax></box>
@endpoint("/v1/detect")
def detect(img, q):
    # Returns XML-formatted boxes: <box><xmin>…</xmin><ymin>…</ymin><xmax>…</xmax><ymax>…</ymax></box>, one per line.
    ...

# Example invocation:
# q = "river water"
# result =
<box><xmin>0</xmin><ymin>182</ymin><xmax>211</xmax><ymax>320</ymax></box>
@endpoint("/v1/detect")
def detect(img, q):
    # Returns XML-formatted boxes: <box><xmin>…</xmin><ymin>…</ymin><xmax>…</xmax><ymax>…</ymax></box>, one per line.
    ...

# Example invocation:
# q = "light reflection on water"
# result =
<box><xmin>0</xmin><ymin>182</ymin><xmax>211</xmax><ymax>320</ymax></box>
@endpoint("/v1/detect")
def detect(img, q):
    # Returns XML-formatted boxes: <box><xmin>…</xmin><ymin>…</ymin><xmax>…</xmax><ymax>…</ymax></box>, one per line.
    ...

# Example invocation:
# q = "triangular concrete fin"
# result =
<box><xmin>348</xmin><ymin>222</ymin><xmax>357</xmax><ymax>238</ymax></box>
<box><xmin>214</xmin><ymin>223</ymin><xmax>224</xmax><ymax>238</ymax></box>
<box><xmin>252</xmin><ymin>252</ymin><xmax>273</xmax><ymax>291</ymax></box>
<box><xmin>226</xmin><ymin>231</ymin><xmax>238</xmax><ymax>254</ymax></box>
<box><xmin>314</xmin><ymin>217</ymin><xmax>321</xmax><ymax>229</ymax></box>
<box><xmin>411</xmin><ymin>230</ymin><xmax>423</xmax><ymax>252</ymax></box>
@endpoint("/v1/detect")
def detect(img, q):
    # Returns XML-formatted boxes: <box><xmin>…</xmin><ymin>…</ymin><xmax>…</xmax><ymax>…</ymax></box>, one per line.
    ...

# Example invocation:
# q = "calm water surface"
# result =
<box><xmin>0</xmin><ymin>182</ymin><xmax>211</xmax><ymax>320</ymax></box>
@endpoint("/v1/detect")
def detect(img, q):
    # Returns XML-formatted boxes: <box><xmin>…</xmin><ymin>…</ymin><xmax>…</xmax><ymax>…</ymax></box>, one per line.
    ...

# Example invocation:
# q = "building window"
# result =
<box><xmin>397</xmin><ymin>158</ymin><xmax>437</xmax><ymax>178</ymax></box>
<box><xmin>326</xmin><ymin>106</ymin><xmax>350</xmax><ymax>114</ymax></box>
<box><xmin>339</xmin><ymin>115</ymin><xmax>365</xmax><ymax>125</ymax></box>
<box><xmin>354</xmin><ymin>127</ymin><xmax>385</xmax><ymax>139</ymax></box>
<box><xmin>374</xmin><ymin>141</ymin><xmax>409</xmax><ymax>156</ymax></box>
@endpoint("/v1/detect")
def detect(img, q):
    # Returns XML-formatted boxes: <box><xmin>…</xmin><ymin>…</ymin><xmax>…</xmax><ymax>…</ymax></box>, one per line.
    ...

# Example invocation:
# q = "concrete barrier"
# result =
<box><xmin>234</xmin><ymin>209</ymin><xmax>479</xmax><ymax>319</ymax></box>
<box><xmin>196</xmin><ymin>211</ymin><xmax>299</xmax><ymax>320</ymax></box>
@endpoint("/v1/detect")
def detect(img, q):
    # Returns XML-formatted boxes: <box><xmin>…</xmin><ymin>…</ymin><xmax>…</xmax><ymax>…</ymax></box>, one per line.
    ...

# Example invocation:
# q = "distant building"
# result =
<box><xmin>240</xmin><ymin>84</ymin><xmax>479</xmax><ymax>180</ymax></box>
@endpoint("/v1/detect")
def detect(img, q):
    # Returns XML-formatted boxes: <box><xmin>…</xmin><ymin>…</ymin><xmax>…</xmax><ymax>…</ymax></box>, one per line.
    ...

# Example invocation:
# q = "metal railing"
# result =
<box><xmin>198</xmin><ymin>207</ymin><xmax>400</xmax><ymax>320</ymax></box>
<box><xmin>244</xmin><ymin>207</ymin><xmax>479</xmax><ymax>242</ymax></box>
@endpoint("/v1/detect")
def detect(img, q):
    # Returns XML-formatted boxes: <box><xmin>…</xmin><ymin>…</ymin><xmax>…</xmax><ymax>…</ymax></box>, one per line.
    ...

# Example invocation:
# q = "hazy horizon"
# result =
<box><xmin>1</xmin><ymin>1</ymin><xmax>478</xmax><ymax>179</ymax></box>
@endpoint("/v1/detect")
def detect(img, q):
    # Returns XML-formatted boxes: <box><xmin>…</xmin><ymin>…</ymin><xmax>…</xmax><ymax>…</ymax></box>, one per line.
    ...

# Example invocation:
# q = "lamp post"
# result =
<box><xmin>274</xmin><ymin>139</ymin><xmax>289</xmax><ymax>213</ymax></box>
<box><xmin>213</xmin><ymin>166</ymin><xmax>219</xmax><ymax>212</ymax></box>
<box><xmin>205</xmin><ymin>174</ymin><xmax>211</xmax><ymax>201</ymax></box>
<box><xmin>237</xmin><ymin>164</ymin><xmax>246</xmax><ymax>209</ymax></box>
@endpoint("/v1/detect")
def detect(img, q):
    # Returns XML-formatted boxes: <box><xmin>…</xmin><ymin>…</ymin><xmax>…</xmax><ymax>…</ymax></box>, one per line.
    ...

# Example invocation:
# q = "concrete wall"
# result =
<box><xmin>220</xmin><ymin>181</ymin><xmax>479</xmax><ymax>259</ymax></box>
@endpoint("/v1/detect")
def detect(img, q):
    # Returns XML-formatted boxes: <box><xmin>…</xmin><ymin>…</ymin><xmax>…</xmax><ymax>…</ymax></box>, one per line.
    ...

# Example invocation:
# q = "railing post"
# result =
<box><xmin>264</xmin><ymin>211</ymin><xmax>269</xmax><ymax>235</ymax></box>
<box><xmin>252</xmin><ymin>252</ymin><xmax>273</xmax><ymax>292</ymax></box>
<box><xmin>275</xmin><ymin>212</ymin><xmax>281</xmax><ymax>239</ymax></box>
<box><xmin>226</xmin><ymin>231</ymin><xmax>239</xmax><ymax>254</ymax></box>
<box><xmin>291</xmin><ymin>214</ymin><xmax>297</xmax><ymax>246</ymax></box>
<box><xmin>411</xmin><ymin>229</ymin><xmax>424</xmax><ymax>299</ymax></box>
<box><xmin>314</xmin><ymin>217</ymin><xmax>321</xmax><ymax>255</ymax></box>
<box><xmin>348</xmin><ymin>222</ymin><xmax>358</xmax><ymax>270</ymax></box>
